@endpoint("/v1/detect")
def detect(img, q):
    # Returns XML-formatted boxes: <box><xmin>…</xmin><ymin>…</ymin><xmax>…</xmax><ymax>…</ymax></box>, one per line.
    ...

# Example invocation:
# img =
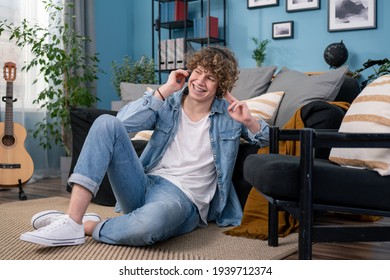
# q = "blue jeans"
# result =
<box><xmin>68</xmin><ymin>115</ymin><xmax>200</xmax><ymax>246</ymax></box>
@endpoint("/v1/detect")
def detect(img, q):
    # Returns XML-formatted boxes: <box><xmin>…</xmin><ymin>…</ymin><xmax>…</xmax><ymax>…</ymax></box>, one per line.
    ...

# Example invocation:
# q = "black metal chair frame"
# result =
<box><xmin>266</xmin><ymin>126</ymin><xmax>390</xmax><ymax>259</ymax></box>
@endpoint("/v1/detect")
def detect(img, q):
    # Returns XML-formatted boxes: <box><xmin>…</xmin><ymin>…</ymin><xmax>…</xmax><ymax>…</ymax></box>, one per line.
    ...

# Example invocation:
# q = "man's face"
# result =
<box><xmin>187</xmin><ymin>66</ymin><xmax>219</xmax><ymax>102</ymax></box>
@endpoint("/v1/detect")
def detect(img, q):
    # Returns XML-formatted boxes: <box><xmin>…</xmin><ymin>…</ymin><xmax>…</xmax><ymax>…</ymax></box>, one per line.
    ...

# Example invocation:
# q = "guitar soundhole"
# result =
<box><xmin>2</xmin><ymin>135</ymin><xmax>15</xmax><ymax>146</ymax></box>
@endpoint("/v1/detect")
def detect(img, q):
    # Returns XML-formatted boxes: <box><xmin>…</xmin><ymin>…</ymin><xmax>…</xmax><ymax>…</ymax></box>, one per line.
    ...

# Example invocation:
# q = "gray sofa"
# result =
<box><xmin>69</xmin><ymin>66</ymin><xmax>361</xmax><ymax>208</ymax></box>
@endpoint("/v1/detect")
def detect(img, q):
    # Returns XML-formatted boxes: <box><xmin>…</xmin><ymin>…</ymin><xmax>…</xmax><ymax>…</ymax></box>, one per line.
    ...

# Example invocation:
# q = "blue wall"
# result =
<box><xmin>95</xmin><ymin>0</ymin><xmax>389</xmax><ymax>109</ymax></box>
<box><xmin>94</xmin><ymin>0</ymin><xmax>134</xmax><ymax>109</ymax></box>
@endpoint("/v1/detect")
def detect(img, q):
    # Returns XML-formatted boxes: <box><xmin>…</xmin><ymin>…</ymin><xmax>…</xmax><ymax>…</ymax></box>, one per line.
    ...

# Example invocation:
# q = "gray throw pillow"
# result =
<box><xmin>231</xmin><ymin>66</ymin><xmax>277</xmax><ymax>100</ymax></box>
<box><xmin>268</xmin><ymin>66</ymin><xmax>348</xmax><ymax>127</ymax></box>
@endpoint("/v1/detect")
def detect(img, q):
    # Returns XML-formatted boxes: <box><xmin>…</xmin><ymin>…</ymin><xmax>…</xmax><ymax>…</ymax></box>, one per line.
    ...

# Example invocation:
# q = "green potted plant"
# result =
<box><xmin>353</xmin><ymin>58</ymin><xmax>390</xmax><ymax>88</ymax></box>
<box><xmin>251</xmin><ymin>37</ymin><xmax>269</xmax><ymax>67</ymax></box>
<box><xmin>1</xmin><ymin>0</ymin><xmax>100</xmax><ymax>185</ymax></box>
<box><xmin>111</xmin><ymin>56</ymin><xmax>157</xmax><ymax>110</ymax></box>
<box><xmin>1</xmin><ymin>0</ymin><xmax>100</xmax><ymax>157</ymax></box>
<box><xmin>111</xmin><ymin>55</ymin><xmax>157</xmax><ymax>97</ymax></box>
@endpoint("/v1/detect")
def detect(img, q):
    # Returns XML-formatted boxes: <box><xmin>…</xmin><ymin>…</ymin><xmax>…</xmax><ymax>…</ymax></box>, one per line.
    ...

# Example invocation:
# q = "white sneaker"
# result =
<box><xmin>31</xmin><ymin>210</ymin><xmax>102</xmax><ymax>229</ymax></box>
<box><xmin>20</xmin><ymin>215</ymin><xmax>85</xmax><ymax>246</ymax></box>
<box><xmin>31</xmin><ymin>210</ymin><xmax>65</xmax><ymax>229</ymax></box>
<box><xmin>82</xmin><ymin>213</ymin><xmax>102</xmax><ymax>224</ymax></box>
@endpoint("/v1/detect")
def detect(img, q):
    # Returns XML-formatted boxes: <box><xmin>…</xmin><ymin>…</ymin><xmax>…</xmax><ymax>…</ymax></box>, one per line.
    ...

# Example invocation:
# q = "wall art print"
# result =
<box><xmin>248</xmin><ymin>0</ymin><xmax>279</xmax><ymax>9</ymax></box>
<box><xmin>272</xmin><ymin>21</ymin><xmax>294</xmax><ymax>39</ymax></box>
<box><xmin>286</xmin><ymin>0</ymin><xmax>320</xmax><ymax>12</ymax></box>
<box><xmin>328</xmin><ymin>0</ymin><xmax>377</xmax><ymax>32</ymax></box>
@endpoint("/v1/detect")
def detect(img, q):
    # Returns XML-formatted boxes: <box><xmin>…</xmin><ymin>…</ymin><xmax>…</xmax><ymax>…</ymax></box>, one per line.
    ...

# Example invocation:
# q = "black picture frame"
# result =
<box><xmin>328</xmin><ymin>0</ymin><xmax>377</xmax><ymax>32</ymax></box>
<box><xmin>286</xmin><ymin>0</ymin><xmax>320</xmax><ymax>12</ymax></box>
<box><xmin>272</xmin><ymin>21</ymin><xmax>294</xmax><ymax>39</ymax></box>
<box><xmin>248</xmin><ymin>0</ymin><xmax>279</xmax><ymax>9</ymax></box>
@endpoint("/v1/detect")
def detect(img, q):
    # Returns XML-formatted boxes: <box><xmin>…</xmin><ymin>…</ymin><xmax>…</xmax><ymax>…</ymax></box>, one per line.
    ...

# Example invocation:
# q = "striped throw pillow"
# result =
<box><xmin>131</xmin><ymin>130</ymin><xmax>153</xmax><ymax>141</ymax></box>
<box><xmin>243</xmin><ymin>91</ymin><xmax>285</xmax><ymax>124</ymax></box>
<box><xmin>329</xmin><ymin>75</ymin><xmax>390</xmax><ymax>176</ymax></box>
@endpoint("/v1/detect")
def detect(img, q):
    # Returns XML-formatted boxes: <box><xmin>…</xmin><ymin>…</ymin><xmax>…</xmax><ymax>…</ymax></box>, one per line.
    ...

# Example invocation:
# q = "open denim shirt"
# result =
<box><xmin>117</xmin><ymin>88</ymin><xmax>269</xmax><ymax>226</ymax></box>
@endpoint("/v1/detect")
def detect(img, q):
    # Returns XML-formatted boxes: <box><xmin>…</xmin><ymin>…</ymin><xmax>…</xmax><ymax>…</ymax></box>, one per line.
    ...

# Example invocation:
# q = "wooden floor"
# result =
<box><xmin>0</xmin><ymin>178</ymin><xmax>70</xmax><ymax>203</ymax></box>
<box><xmin>1</xmin><ymin>178</ymin><xmax>390</xmax><ymax>260</ymax></box>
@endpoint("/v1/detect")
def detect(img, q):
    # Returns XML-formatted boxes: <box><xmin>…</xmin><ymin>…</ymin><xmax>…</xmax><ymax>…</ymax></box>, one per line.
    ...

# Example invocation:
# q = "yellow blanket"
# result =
<box><xmin>224</xmin><ymin>102</ymin><xmax>361</xmax><ymax>240</ymax></box>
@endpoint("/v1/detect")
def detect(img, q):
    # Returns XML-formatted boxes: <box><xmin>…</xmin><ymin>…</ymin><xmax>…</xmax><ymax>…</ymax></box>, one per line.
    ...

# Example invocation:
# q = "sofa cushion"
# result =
<box><xmin>301</xmin><ymin>100</ymin><xmax>348</xmax><ymax>159</ymax></box>
<box><xmin>232</xmin><ymin>143</ymin><xmax>260</xmax><ymax>208</ymax></box>
<box><xmin>243</xmin><ymin>91</ymin><xmax>285</xmax><ymax>124</ymax></box>
<box><xmin>231</xmin><ymin>66</ymin><xmax>277</xmax><ymax>100</ymax></box>
<box><xmin>69</xmin><ymin>108</ymin><xmax>147</xmax><ymax>206</ymax></box>
<box><xmin>69</xmin><ymin>108</ymin><xmax>117</xmax><ymax>206</ymax></box>
<box><xmin>268</xmin><ymin>66</ymin><xmax>348</xmax><ymax>127</ymax></box>
<box><xmin>120</xmin><ymin>82</ymin><xmax>157</xmax><ymax>103</ymax></box>
<box><xmin>244</xmin><ymin>153</ymin><xmax>390</xmax><ymax>212</ymax></box>
<box><xmin>329</xmin><ymin>74</ymin><xmax>390</xmax><ymax>176</ymax></box>
<box><xmin>334</xmin><ymin>76</ymin><xmax>361</xmax><ymax>103</ymax></box>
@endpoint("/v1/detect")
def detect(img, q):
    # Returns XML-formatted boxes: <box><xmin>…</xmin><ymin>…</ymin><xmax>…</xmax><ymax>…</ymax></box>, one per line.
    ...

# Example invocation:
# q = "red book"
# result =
<box><xmin>174</xmin><ymin>0</ymin><xmax>187</xmax><ymax>21</ymax></box>
<box><xmin>207</xmin><ymin>16</ymin><xmax>218</xmax><ymax>38</ymax></box>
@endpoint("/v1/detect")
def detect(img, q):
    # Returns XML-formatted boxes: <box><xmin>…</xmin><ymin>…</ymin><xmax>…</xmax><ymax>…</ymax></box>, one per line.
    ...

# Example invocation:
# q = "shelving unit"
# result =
<box><xmin>152</xmin><ymin>0</ymin><xmax>226</xmax><ymax>83</ymax></box>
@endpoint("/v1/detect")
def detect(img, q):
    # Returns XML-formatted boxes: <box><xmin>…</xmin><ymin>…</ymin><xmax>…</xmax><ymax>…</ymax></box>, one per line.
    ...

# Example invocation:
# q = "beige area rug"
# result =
<box><xmin>0</xmin><ymin>197</ymin><xmax>298</xmax><ymax>260</ymax></box>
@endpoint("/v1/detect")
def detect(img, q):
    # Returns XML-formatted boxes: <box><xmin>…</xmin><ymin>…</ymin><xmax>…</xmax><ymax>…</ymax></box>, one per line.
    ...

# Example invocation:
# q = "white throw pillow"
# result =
<box><xmin>243</xmin><ymin>91</ymin><xmax>285</xmax><ymax>124</ymax></box>
<box><xmin>329</xmin><ymin>75</ymin><xmax>390</xmax><ymax>176</ymax></box>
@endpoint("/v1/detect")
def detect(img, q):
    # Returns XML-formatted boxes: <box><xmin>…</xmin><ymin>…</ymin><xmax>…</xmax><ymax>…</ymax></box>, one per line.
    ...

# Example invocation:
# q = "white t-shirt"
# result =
<box><xmin>148</xmin><ymin>109</ymin><xmax>217</xmax><ymax>225</ymax></box>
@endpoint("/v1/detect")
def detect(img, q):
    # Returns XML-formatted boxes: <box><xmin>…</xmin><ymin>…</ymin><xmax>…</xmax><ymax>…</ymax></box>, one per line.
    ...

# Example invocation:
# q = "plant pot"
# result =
<box><xmin>60</xmin><ymin>156</ymin><xmax>72</xmax><ymax>187</ymax></box>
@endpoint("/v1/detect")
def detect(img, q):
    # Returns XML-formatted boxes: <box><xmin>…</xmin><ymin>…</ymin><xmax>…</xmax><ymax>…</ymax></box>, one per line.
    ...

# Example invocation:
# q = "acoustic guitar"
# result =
<box><xmin>0</xmin><ymin>62</ymin><xmax>34</xmax><ymax>188</ymax></box>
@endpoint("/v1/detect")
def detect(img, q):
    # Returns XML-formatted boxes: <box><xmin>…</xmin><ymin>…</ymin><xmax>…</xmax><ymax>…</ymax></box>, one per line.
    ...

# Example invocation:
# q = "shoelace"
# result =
<box><xmin>38</xmin><ymin>215</ymin><xmax>70</xmax><ymax>232</ymax></box>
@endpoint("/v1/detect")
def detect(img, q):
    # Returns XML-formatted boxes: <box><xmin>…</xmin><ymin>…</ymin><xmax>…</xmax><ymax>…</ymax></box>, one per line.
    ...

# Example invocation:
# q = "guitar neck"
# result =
<box><xmin>4</xmin><ymin>81</ymin><xmax>14</xmax><ymax>137</ymax></box>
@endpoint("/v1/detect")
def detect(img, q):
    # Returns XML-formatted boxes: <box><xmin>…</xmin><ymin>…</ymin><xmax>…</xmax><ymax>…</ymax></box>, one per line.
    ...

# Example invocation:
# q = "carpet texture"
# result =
<box><xmin>0</xmin><ymin>197</ymin><xmax>298</xmax><ymax>260</ymax></box>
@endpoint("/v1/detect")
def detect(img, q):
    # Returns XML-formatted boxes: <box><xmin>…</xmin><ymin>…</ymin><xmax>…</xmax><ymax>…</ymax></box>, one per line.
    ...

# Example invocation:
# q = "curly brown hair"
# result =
<box><xmin>185</xmin><ymin>46</ymin><xmax>239</xmax><ymax>98</ymax></box>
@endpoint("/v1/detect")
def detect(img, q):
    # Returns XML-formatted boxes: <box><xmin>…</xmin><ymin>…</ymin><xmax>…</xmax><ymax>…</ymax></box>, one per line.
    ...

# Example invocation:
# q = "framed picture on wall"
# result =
<box><xmin>328</xmin><ymin>0</ymin><xmax>377</xmax><ymax>32</ymax></box>
<box><xmin>248</xmin><ymin>0</ymin><xmax>279</xmax><ymax>9</ymax></box>
<box><xmin>272</xmin><ymin>21</ymin><xmax>294</xmax><ymax>39</ymax></box>
<box><xmin>286</xmin><ymin>0</ymin><xmax>320</xmax><ymax>12</ymax></box>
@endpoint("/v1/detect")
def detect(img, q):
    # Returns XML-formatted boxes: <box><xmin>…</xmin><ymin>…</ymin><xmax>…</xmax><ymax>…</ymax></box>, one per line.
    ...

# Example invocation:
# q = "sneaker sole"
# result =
<box><xmin>20</xmin><ymin>232</ymin><xmax>85</xmax><ymax>247</ymax></box>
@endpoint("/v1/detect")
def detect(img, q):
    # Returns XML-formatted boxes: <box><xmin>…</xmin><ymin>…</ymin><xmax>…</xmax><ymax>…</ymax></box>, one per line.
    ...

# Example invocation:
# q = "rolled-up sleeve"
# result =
<box><xmin>116</xmin><ymin>91</ymin><xmax>164</xmax><ymax>133</ymax></box>
<box><xmin>245</xmin><ymin>119</ymin><xmax>269</xmax><ymax>147</ymax></box>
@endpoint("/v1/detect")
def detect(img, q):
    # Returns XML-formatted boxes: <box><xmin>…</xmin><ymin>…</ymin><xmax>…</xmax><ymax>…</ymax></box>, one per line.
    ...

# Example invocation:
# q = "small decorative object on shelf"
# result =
<box><xmin>323</xmin><ymin>40</ymin><xmax>349</xmax><ymax>69</ymax></box>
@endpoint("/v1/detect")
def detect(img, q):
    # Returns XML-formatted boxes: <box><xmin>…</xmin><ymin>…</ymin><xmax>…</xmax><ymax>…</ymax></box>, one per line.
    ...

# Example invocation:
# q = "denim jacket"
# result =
<box><xmin>117</xmin><ymin>89</ymin><xmax>269</xmax><ymax>226</ymax></box>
